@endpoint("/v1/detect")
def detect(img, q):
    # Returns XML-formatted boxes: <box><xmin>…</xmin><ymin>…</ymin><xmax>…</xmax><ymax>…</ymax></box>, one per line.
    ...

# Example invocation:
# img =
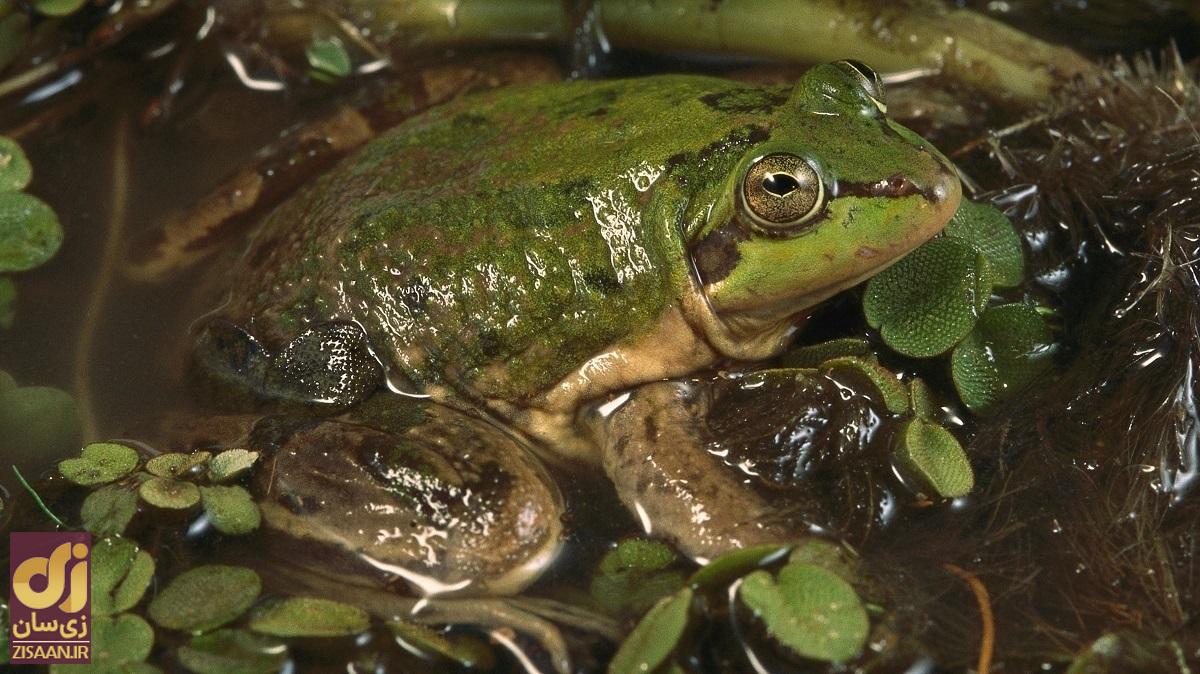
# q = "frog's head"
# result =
<box><xmin>691</xmin><ymin>61</ymin><xmax>961</xmax><ymax>337</ymax></box>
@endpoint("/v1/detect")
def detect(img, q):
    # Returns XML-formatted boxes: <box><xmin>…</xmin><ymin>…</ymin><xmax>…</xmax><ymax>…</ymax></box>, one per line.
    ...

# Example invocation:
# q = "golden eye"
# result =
<box><xmin>741</xmin><ymin>153</ymin><xmax>825</xmax><ymax>230</ymax></box>
<box><xmin>835</xmin><ymin>60</ymin><xmax>887</xmax><ymax>112</ymax></box>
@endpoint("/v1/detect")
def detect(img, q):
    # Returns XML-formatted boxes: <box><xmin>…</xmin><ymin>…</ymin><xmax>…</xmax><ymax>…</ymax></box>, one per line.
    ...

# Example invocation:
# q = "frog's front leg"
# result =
<box><xmin>248</xmin><ymin>404</ymin><xmax>564</xmax><ymax>596</ymax></box>
<box><xmin>585</xmin><ymin>365</ymin><xmax>901</xmax><ymax>562</ymax></box>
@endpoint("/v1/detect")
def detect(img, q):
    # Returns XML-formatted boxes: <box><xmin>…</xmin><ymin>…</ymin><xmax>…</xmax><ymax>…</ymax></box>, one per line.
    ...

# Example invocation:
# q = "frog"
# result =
<box><xmin>186</xmin><ymin>60</ymin><xmax>962</xmax><ymax>599</ymax></box>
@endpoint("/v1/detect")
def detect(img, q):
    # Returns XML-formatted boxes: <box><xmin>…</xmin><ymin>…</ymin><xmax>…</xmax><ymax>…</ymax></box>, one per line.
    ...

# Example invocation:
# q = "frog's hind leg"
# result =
<box><xmin>585</xmin><ymin>367</ymin><xmax>890</xmax><ymax>563</ymax></box>
<box><xmin>249</xmin><ymin>404</ymin><xmax>565</xmax><ymax>598</ymax></box>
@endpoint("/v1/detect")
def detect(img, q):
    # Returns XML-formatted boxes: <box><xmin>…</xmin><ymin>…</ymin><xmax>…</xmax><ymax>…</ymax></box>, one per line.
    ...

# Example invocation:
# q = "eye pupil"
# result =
<box><xmin>740</xmin><ymin>153</ymin><xmax>825</xmax><ymax>230</ymax></box>
<box><xmin>762</xmin><ymin>173</ymin><xmax>800</xmax><ymax>197</ymax></box>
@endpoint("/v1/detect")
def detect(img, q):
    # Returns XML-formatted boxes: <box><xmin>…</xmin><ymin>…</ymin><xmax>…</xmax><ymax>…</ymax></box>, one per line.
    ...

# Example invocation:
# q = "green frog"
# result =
<box><xmin>190</xmin><ymin>61</ymin><xmax>961</xmax><ymax>597</ymax></box>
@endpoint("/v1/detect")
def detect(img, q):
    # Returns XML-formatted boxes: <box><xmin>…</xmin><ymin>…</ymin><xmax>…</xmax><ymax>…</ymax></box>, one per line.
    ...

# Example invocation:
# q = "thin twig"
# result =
<box><xmin>11</xmin><ymin>465</ymin><xmax>65</xmax><ymax>528</ymax></box>
<box><xmin>944</xmin><ymin>563</ymin><xmax>995</xmax><ymax>674</ymax></box>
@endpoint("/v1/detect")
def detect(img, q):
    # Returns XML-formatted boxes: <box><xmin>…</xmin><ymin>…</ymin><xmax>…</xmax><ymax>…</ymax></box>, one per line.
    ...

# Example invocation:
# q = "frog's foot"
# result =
<box><xmin>585</xmin><ymin>368</ymin><xmax>893</xmax><ymax>562</ymax></box>
<box><xmin>191</xmin><ymin>320</ymin><xmax>383</xmax><ymax>411</ymax></box>
<box><xmin>249</xmin><ymin>405</ymin><xmax>564</xmax><ymax>597</ymax></box>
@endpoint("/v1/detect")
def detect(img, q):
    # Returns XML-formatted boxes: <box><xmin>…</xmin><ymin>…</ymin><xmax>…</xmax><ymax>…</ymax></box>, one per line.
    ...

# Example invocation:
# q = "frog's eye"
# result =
<box><xmin>740</xmin><ymin>153</ymin><xmax>825</xmax><ymax>232</ymax></box>
<box><xmin>835</xmin><ymin>60</ymin><xmax>887</xmax><ymax>113</ymax></box>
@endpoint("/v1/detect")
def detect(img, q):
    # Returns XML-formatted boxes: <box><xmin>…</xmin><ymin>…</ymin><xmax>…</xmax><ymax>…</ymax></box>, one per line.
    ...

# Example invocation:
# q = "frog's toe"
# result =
<box><xmin>251</xmin><ymin>409</ymin><xmax>564</xmax><ymax>596</ymax></box>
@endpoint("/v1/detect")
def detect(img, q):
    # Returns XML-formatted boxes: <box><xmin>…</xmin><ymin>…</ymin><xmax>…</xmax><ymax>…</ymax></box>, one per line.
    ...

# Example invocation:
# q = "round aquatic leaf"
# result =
<box><xmin>908</xmin><ymin>378</ymin><xmax>938</xmax><ymax>421</ymax></box>
<box><xmin>146</xmin><ymin>451</ymin><xmax>210</xmax><ymax>479</ymax></box>
<box><xmin>208</xmin><ymin>449</ymin><xmax>259</xmax><ymax>482</ymax></box>
<box><xmin>592</xmin><ymin>568</ymin><xmax>686</xmax><ymax>618</ymax></box>
<box><xmin>178</xmin><ymin>629</ymin><xmax>288</xmax><ymax>674</ymax></box>
<box><xmin>31</xmin><ymin>0</ymin><xmax>88</xmax><ymax>17</ymax></box>
<box><xmin>952</xmin><ymin>303</ymin><xmax>1055</xmax><ymax>412</ymax></box>
<box><xmin>139</xmin><ymin>476</ymin><xmax>200</xmax><ymax>510</ymax></box>
<box><xmin>91</xmin><ymin>613</ymin><xmax>155</xmax><ymax>665</ymax></box>
<box><xmin>0</xmin><ymin>191</ymin><xmax>62</xmax><ymax>272</ymax></box>
<box><xmin>943</xmin><ymin>199</ymin><xmax>1024</xmax><ymax>287</ymax></box>
<box><xmin>822</xmin><ymin>356</ymin><xmax>909</xmax><ymax>414</ymax></box>
<box><xmin>688</xmin><ymin>543</ymin><xmax>791</xmax><ymax>588</ymax></box>
<box><xmin>306</xmin><ymin>38</ymin><xmax>352</xmax><ymax>78</ymax></box>
<box><xmin>0</xmin><ymin>137</ymin><xmax>31</xmax><ymax>192</ymax></box>
<box><xmin>0</xmin><ymin>369</ymin><xmax>15</xmax><ymax>392</ymax></box>
<box><xmin>599</xmin><ymin>538</ymin><xmax>677</xmax><ymax>575</ymax></box>
<box><xmin>781</xmin><ymin>338</ymin><xmax>871</xmax><ymax>369</ymax></box>
<box><xmin>199</xmin><ymin>485</ymin><xmax>261</xmax><ymax>535</ymax></box>
<box><xmin>148</xmin><ymin>565</ymin><xmax>261</xmax><ymax>632</ymax></box>
<box><xmin>863</xmin><ymin>237</ymin><xmax>994</xmax><ymax>358</ymax></box>
<box><xmin>248</xmin><ymin>597</ymin><xmax>369</xmax><ymax>637</ymax></box>
<box><xmin>608</xmin><ymin>587</ymin><xmax>693</xmax><ymax>674</ymax></box>
<box><xmin>388</xmin><ymin>620</ymin><xmax>495</xmax><ymax>669</ymax></box>
<box><xmin>893</xmin><ymin>419</ymin><xmax>974</xmax><ymax>499</ymax></box>
<box><xmin>59</xmin><ymin>442</ymin><xmax>139</xmax><ymax>486</ymax></box>
<box><xmin>593</xmin><ymin>538</ymin><xmax>685</xmax><ymax>616</ymax></box>
<box><xmin>739</xmin><ymin>563</ymin><xmax>869</xmax><ymax>663</ymax></box>
<box><xmin>81</xmin><ymin>483</ymin><xmax>139</xmax><ymax>537</ymax></box>
<box><xmin>788</xmin><ymin>539</ymin><xmax>856</xmax><ymax>582</ymax></box>
<box><xmin>0</xmin><ymin>275</ymin><xmax>14</xmax><ymax>328</ymax></box>
<box><xmin>92</xmin><ymin>536</ymin><xmax>155</xmax><ymax>616</ymax></box>
<box><xmin>1</xmin><ymin>385</ymin><xmax>80</xmax><ymax>457</ymax></box>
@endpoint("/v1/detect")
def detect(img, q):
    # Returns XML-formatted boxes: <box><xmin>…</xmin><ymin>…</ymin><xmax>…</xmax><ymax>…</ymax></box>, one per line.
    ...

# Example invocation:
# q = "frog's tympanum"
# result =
<box><xmin>193</xmin><ymin>62</ymin><xmax>961</xmax><ymax>596</ymax></box>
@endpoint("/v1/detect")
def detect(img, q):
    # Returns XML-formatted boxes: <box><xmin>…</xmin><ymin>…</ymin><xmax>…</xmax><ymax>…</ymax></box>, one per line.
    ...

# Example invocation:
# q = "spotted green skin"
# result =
<box><xmin>217</xmin><ymin>64</ymin><xmax>959</xmax><ymax>413</ymax></box>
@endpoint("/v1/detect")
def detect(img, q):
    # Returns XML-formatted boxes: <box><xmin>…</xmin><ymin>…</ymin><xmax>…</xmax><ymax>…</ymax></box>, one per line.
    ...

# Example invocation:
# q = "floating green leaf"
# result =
<box><xmin>739</xmin><ymin>563</ymin><xmax>868</xmax><ymax>663</ymax></box>
<box><xmin>31</xmin><ymin>0</ymin><xmax>88</xmax><ymax>17</ymax></box>
<box><xmin>248</xmin><ymin>597</ymin><xmax>369</xmax><ymax>637</ymax></box>
<box><xmin>0</xmin><ymin>137</ymin><xmax>31</xmax><ymax>192</ymax></box>
<box><xmin>59</xmin><ymin>442</ymin><xmax>138</xmax><ymax>486</ymax></box>
<box><xmin>146</xmin><ymin>451</ymin><xmax>211</xmax><ymax>479</ymax></box>
<box><xmin>388</xmin><ymin>620</ymin><xmax>495</xmax><ymax>669</ymax></box>
<box><xmin>943</xmin><ymin>200</ymin><xmax>1024</xmax><ymax>287</ymax></box>
<box><xmin>52</xmin><ymin>613</ymin><xmax>156</xmax><ymax>670</ymax></box>
<box><xmin>909</xmin><ymin>378</ymin><xmax>938</xmax><ymax>421</ymax></box>
<box><xmin>139</xmin><ymin>476</ymin><xmax>201</xmax><ymax>510</ymax></box>
<box><xmin>592</xmin><ymin>538</ymin><xmax>685</xmax><ymax>617</ymax></box>
<box><xmin>81</xmin><ymin>483</ymin><xmax>139</xmax><ymax>537</ymax></box>
<box><xmin>863</xmin><ymin>237</ymin><xmax>993</xmax><ymax>358</ymax></box>
<box><xmin>608</xmin><ymin>587</ymin><xmax>693</xmax><ymax>674</ymax></box>
<box><xmin>0</xmin><ymin>275</ymin><xmax>14</xmax><ymax>328</ymax></box>
<box><xmin>178</xmin><ymin>629</ymin><xmax>288</xmax><ymax>674</ymax></box>
<box><xmin>788</xmin><ymin>538</ymin><xmax>856</xmax><ymax>582</ymax></box>
<box><xmin>1</xmin><ymin>384</ymin><xmax>80</xmax><ymax>456</ymax></box>
<box><xmin>0</xmin><ymin>369</ymin><xmax>15</xmax><ymax>392</ymax></box>
<box><xmin>821</xmin><ymin>356</ymin><xmax>909</xmax><ymax>414</ymax></box>
<box><xmin>781</xmin><ymin>338</ymin><xmax>871</xmax><ymax>368</ymax></box>
<box><xmin>148</xmin><ymin>565</ymin><xmax>261</xmax><ymax>632</ymax></box>
<box><xmin>952</xmin><ymin>303</ymin><xmax>1056</xmax><ymax>412</ymax></box>
<box><xmin>92</xmin><ymin>536</ymin><xmax>155</xmax><ymax>616</ymax></box>
<box><xmin>893</xmin><ymin>419</ymin><xmax>974</xmax><ymax>499</ymax></box>
<box><xmin>598</xmin><ymin>538</ymin><xmax>676</xmax><ymax>575</ymax></box>
<box><xmin>200</xmin><ymin>485</ymin><xmax>261</xmax><ymax>535</ymax></box>
<box><xmin>208</xmin><ymin>449</ymin><xmax>259</xmax><ymax>482</ymax></box>
<box><xmin>0</xmin><ymin>191</ymin><xmax>62</xmax><ymax>272</ymax></box>
<box><xmin>306</xmin><ymin>38</ymin><xmax>352</xmax><ymax>79</ymax></box>
<box><xmin>688</xmin><ymin>543</ymin><xmax>791</xmax><ymax>588</ymax></box>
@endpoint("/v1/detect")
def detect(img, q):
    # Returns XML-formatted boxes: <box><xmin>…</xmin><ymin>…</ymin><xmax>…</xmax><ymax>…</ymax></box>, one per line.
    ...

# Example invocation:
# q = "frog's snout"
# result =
<box><xmin>918</xmin><ymin>149</ymin><xmax>963</xmax><ymax>236</ymax></box>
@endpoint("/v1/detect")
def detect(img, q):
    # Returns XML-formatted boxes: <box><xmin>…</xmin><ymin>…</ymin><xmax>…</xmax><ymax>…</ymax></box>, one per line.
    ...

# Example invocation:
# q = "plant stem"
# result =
<box><xmin>11</xmin><ymin>465</ymin><xmax>66</xmax><ymax>529</ymax></box>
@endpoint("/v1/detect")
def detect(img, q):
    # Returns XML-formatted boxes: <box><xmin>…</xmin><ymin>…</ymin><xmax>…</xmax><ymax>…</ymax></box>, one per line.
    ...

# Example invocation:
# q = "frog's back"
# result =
<box><xmin>221</xmin><ymin>75</ymin><xmax>789</xmax><ymax>402</ymax></box>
